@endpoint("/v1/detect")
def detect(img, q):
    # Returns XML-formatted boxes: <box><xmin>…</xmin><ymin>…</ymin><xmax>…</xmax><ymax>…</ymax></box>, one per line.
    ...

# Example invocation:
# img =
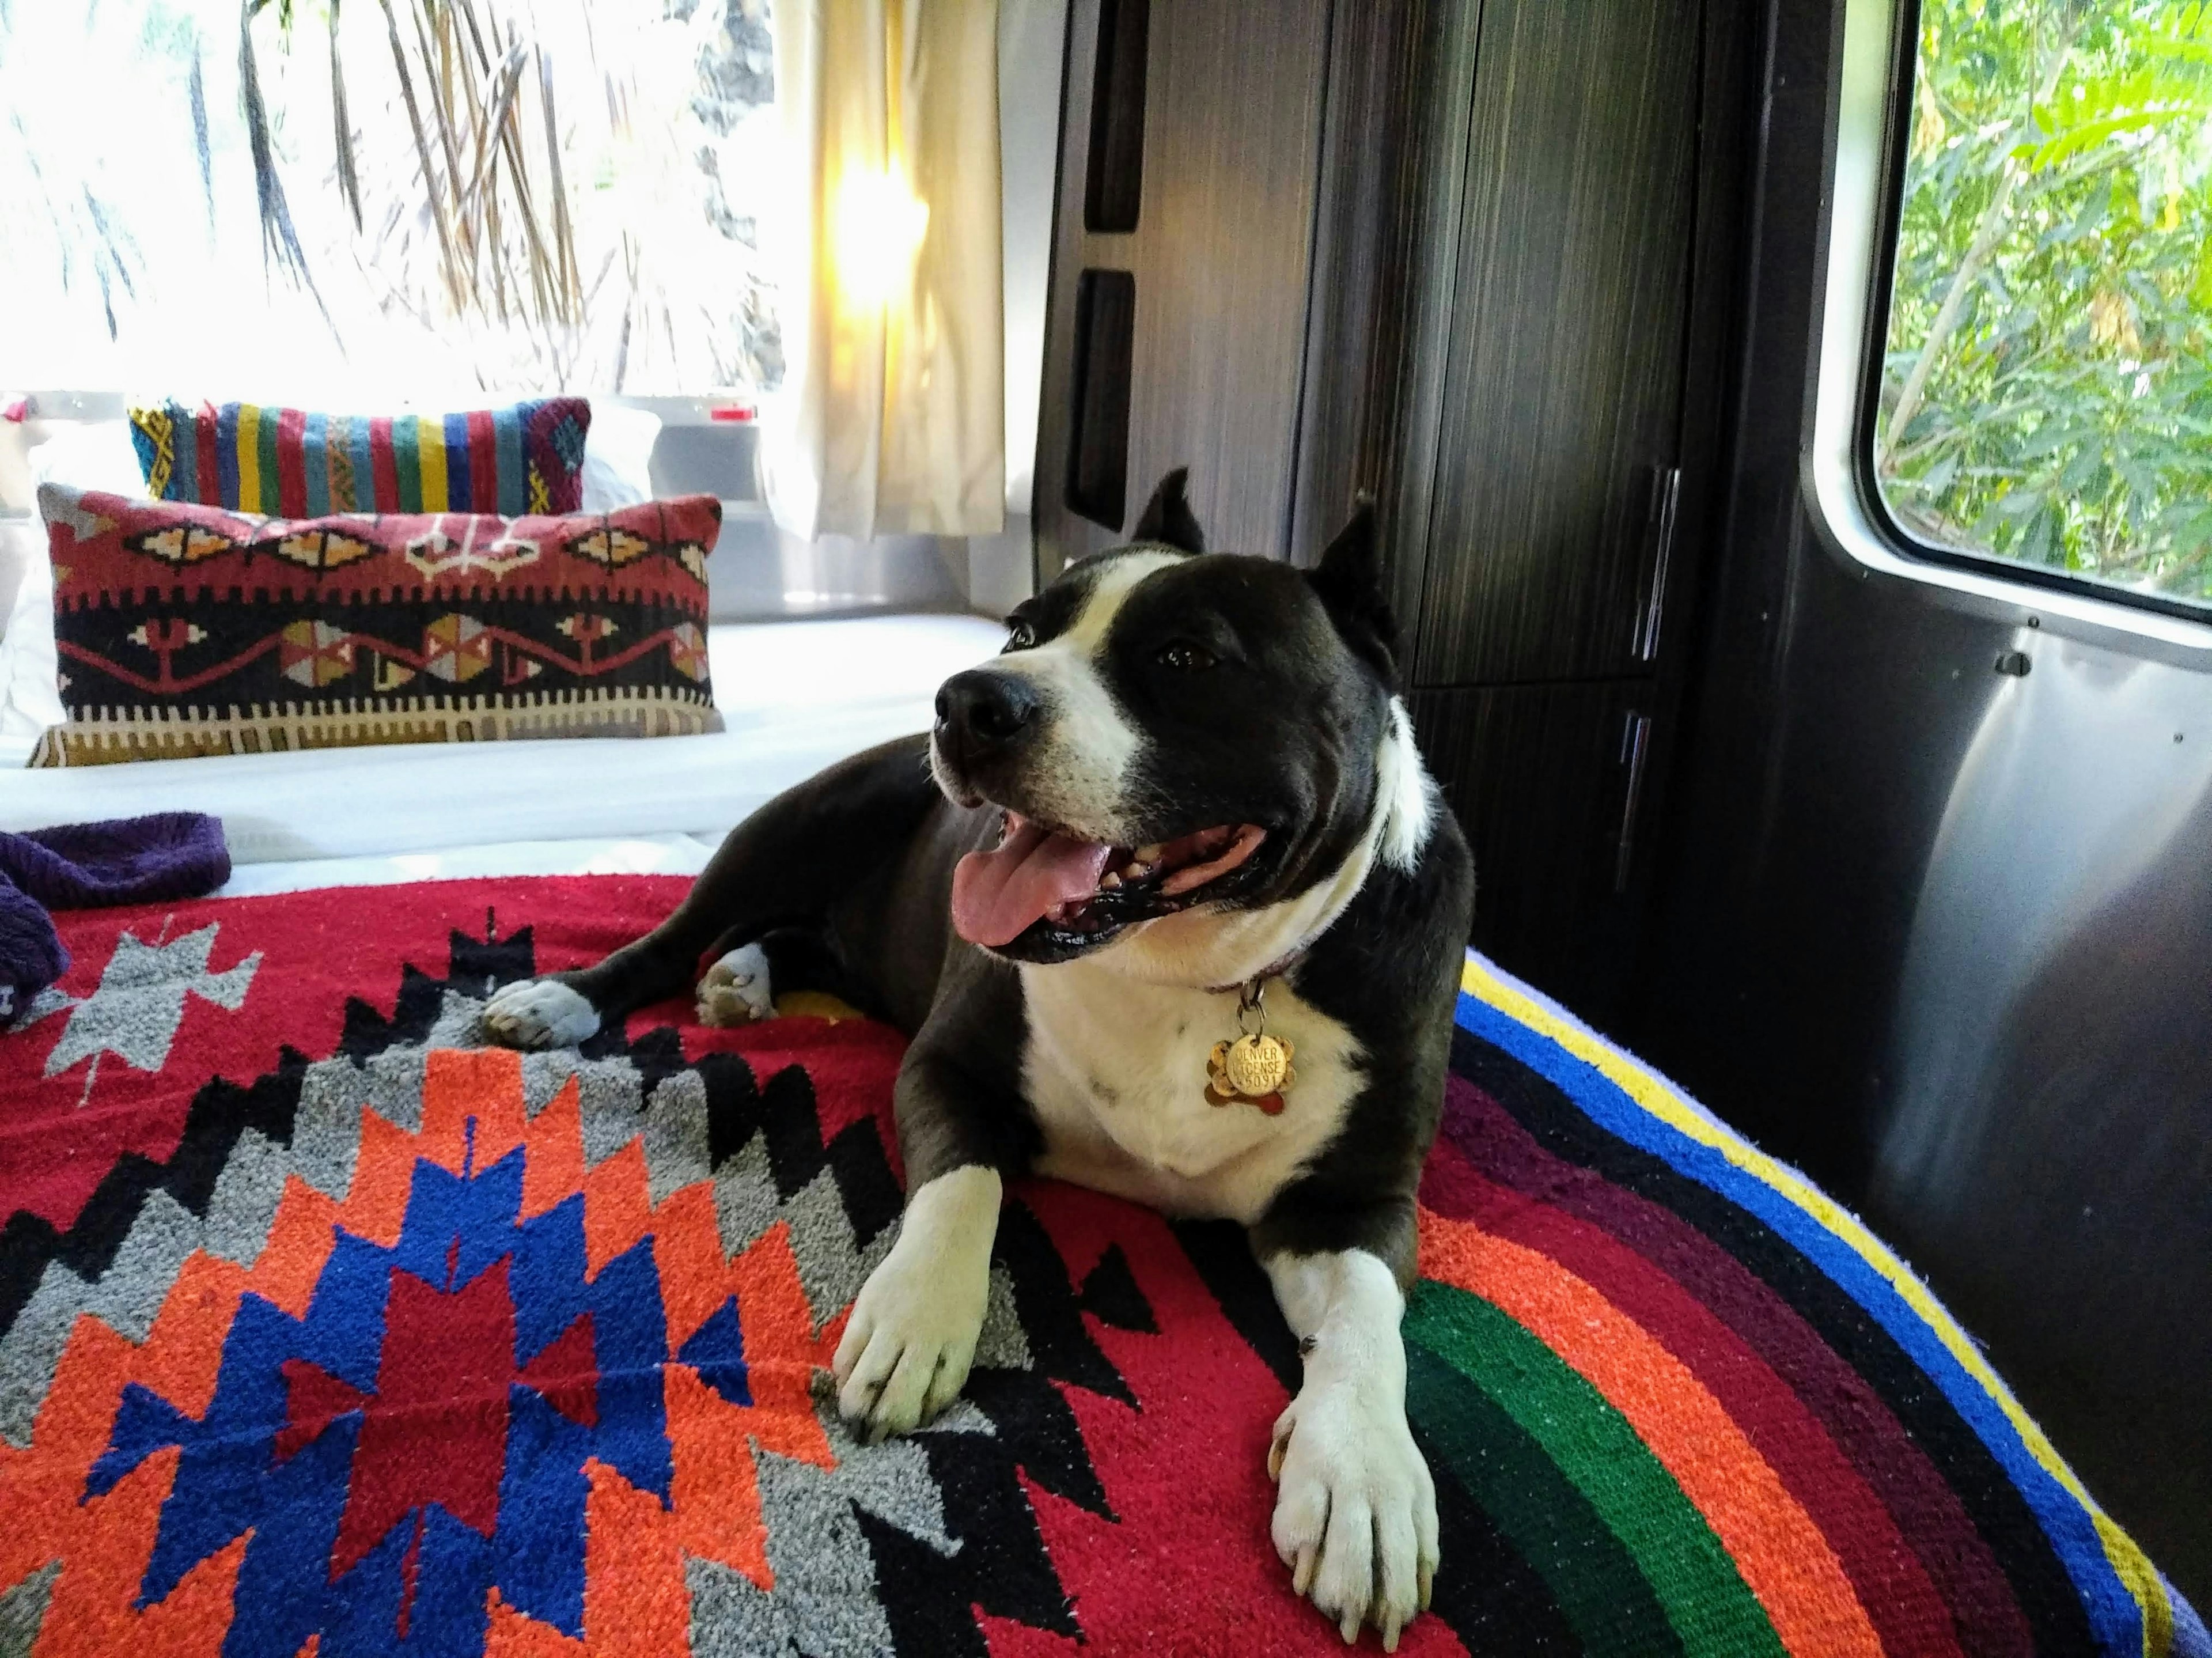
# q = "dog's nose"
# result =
<box><xmin>935</xmin><ymin>669</ymin><xmax>1039</xmax><ymax>753</ymax></box>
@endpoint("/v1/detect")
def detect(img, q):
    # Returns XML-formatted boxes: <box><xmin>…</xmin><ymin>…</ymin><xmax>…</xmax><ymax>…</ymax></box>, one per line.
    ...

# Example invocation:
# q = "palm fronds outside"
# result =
<box><xmin>0</xmin><ymin>0</ymin><xmax>783</xmax><ymax>399</ymax></box>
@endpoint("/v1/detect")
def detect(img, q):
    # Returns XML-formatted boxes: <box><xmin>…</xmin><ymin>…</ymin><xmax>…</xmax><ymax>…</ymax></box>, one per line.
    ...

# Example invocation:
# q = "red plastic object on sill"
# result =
<box><xmin>707</xmin><ymin>401</ymin><xmax>757</xmax><ymax>423</ymax></box>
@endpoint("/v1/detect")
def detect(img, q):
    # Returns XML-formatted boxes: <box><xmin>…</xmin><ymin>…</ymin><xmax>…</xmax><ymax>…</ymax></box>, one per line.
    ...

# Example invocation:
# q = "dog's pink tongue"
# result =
<box><xmin>952</xmin><ymin>819</ymin><xmax>1115</xmax><ymax>947</ymax></box>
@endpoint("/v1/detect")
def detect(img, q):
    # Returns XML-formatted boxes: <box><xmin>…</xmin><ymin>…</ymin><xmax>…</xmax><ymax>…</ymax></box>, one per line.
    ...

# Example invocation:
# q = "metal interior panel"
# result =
<box><xmin>1874</xmin><ymin>631</ymin><xmax>2212</xmax><ymax>1583</ymax></box>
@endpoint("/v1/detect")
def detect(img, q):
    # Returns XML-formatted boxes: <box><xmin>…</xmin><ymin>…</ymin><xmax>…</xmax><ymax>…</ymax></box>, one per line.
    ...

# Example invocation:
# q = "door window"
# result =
<box><xmin>1874</xmin><ymin>1</ymin><xmax>2212</xmax><ymax>611</ymax></box>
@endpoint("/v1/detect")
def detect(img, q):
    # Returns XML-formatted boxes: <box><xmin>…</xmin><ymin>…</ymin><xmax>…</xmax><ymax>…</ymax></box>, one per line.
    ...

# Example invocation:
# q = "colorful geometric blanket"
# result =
<box><xmin>0</xmin><ymin>877</ymin><xmax>2198</xmax><ymax>1657</ymax></box>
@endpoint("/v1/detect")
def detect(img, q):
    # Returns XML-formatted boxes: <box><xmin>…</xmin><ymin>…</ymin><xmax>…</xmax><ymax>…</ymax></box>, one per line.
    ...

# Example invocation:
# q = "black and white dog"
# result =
<box><xmin>482</xmin><ymin>471</ymin><xmax>1474</xmax><ymax>1648</ymax></box>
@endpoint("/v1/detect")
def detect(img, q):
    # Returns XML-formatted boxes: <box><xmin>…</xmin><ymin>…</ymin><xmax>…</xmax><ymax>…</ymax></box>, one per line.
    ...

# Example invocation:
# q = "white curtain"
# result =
<box><xmin>766</xmin><ymin>0</ymin><xmax>1007</xmax><ymax>542</ymax></box>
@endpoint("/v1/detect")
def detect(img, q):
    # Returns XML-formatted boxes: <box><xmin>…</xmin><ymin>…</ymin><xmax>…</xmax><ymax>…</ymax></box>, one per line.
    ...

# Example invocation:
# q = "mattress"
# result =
<box><xmin>211</xmin><ymin>832</ymin><xmax>721</xmax><ymax>897</ymax></box>
<box><xmin>0</xmin><ymin>614</ymin><xmax>1002</xmax><ymax>869</ymax></box>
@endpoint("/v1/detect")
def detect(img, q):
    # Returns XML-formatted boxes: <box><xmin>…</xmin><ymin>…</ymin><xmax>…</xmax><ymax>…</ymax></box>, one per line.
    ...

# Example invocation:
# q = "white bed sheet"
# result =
<box><xmin>214</xmin><ymin>832</ymin><xmax>721</xmax><ymax>896</ymax></box>
<box><xmin>1</xmin><ymin>615</ymin><xmax>1002</xmax><ymax>868</ymax></box>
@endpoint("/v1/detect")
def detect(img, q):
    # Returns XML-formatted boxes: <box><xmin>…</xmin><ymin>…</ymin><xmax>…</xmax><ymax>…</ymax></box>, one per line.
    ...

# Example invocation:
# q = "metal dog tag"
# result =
<box><xmin>1205</xmin><ymin>983</ymin><xmax>1294</xmax><ymax>1114</ymax></box>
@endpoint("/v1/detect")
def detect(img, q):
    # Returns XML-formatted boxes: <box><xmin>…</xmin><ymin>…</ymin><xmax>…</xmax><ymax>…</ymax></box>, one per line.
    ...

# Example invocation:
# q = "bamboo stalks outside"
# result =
<box><xmin>332</xmin><ymin>0</ymin><xmax>581</xmax><ymax>335</ymax></box>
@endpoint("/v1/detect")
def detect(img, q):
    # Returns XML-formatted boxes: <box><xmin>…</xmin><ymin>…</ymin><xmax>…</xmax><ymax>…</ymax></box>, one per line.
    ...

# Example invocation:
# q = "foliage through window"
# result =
<box><xmin>1876</xmin><ymin>0</ymin><xmax>2212</xmax><ymax>608</ymax></box>
<box><xmin>0</xmin><ymin>0</ymin><xmax>782</xmax><ymax>403</ymax></box>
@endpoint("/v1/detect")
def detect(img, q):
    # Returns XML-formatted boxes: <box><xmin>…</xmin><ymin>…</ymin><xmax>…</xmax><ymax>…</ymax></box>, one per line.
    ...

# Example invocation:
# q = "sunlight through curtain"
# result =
<box><xmin>766</xmin><ymin>0</ymin><xmax>1006</xmax><ymax>541</ymax></box>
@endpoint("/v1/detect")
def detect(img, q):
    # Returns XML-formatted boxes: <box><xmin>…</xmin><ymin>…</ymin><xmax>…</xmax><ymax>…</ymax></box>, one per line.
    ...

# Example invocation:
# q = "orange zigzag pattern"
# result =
<box><xmin>2</xmin><ymin>1047</ymin><xmax>849</xmax><ymax>1657</ymax></box>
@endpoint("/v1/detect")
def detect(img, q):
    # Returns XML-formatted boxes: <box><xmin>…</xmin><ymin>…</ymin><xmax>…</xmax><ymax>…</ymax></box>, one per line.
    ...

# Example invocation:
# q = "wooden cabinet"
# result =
<box><xmin>1412</xmin><ymin>0</ymin><xmax>1700</xmax><ymax>686</ymax></box>
<box><xmin>1408</xmin><ymin>682</ymin><xmax>1660</xmax><ymax>1019</ymax></box>
<box><xmin>1383</xmin><ymin>0</ymin><xmax>1721</xmax><ymax>1026</ymax></box>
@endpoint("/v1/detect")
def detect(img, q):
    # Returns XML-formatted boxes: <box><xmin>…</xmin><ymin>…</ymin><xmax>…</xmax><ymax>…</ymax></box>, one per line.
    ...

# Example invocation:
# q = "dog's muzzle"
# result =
<box><xmin>933</xmin><ymin>669</ymin><xmax>1040</xmax><ymax>788</ymax></box>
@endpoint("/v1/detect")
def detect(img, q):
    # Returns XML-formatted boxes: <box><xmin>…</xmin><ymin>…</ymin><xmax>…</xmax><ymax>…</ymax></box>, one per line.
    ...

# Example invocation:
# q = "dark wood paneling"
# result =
<box><xmin>1613</xmin><ymin>0</ymin><xmax>1762</xmax><ymax>1009</ymax></box>
<box><xmin>1411</xmin><ymin>680</ymin><xmax>1660</xmax><ymax>1027</ymax></box>
<box><xmin>1381</xmin><ymin>0</ymin><xmax>1483</xmax><ymax>642</ymax></box>
<box><xmin>1414</xmin><ymin>0</ymin><xmax>1700</xmax><ymax>685</ymax></box>
<box><xmin>1035</xmin><ymin>0</ymin><xmax>1334</xmax><ymax>571</ymax></box>
<box><xmin>1287</xmin><ymin>0</ymin><xmax>1424</xmax><ymax>568</ymax></box>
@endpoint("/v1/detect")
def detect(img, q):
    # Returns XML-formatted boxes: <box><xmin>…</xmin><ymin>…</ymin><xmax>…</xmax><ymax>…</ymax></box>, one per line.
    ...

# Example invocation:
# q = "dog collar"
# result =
<box><xmin>1202</xmin><ymin>944</ymin><xmax>1310</xmax><ymax>1000</ymax></box>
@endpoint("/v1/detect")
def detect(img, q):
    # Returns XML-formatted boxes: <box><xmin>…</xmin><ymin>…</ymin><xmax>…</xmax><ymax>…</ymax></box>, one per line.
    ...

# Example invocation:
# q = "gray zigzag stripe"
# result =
<box><xmin>0</xmin><ymin>1001</ymin><xmax>916</xmax><ymax>1443</ymax></box>
<box><xmin>0</xmin><ymin>1026</ymin><xmax>641</xmax><ymax>1448</ymax></box>
<box><xmin>710</xmin><ymin>1133</ymin><xmax>898</xmax><ymax>1337</ymax></box>
<box><xmin>517</xmin><ymin>1047</ymin><xmax>647</xmax><ymax>1133</ymax></box>
<box><xmin>0</xmin><ymin>1561</ymin><xmax>60</xmax><ymax>1658</ymax></box>
<box><xmin>1</xmin><ymin>1188</ymin><xmax>205</xmax><ymax>1447</ymax></box>
<box><xmin>974</xmin><ymin>1265</ymin><xmax>1033</xmax><ymax>1372</ymax></box>
<box><xmin>0</xmin><ymin>1108</ymin><xmax>370</xmax><ymax>1447</ymax></box>
<box><xmin>643</xmin><ymin>1069</ymin><xmax>714</xmax><ymax>1205</ymax></box>
<box><xmin>684</xmin><ymin>1388</ymin><xmax>971</xmax><ymax>1658</ymax></box>
<box><xmin>707</xmin><ymin>1129</ymin><xmax>1035</xmax><ymax>1358</ymax></box>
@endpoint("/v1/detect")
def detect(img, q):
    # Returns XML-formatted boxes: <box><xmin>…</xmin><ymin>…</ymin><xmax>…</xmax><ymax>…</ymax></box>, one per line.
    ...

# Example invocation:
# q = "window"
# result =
<box><xmin>1873</xmin><ymin>0</ymin><xmax>2212</xmax><ymax>611</ymax></box>
<box><xmin>0</xmin><ymin>0</ymin><xmax>782</xmax><ymax>403</ymax></box>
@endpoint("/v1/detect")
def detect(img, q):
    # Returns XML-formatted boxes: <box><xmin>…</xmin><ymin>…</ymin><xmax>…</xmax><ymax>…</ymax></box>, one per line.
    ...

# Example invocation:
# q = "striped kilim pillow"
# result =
<box><xmin>127</xmin><ymin>398</ymin><xmax>592</xmax><ymax>517</ymax></box>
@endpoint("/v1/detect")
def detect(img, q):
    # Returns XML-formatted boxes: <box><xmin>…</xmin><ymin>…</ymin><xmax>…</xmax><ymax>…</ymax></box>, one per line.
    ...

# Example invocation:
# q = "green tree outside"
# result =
<box><xmin>1877</xmin><ymin>0</ymin><xmax>2212</xmax><ymax>605</ymax></box>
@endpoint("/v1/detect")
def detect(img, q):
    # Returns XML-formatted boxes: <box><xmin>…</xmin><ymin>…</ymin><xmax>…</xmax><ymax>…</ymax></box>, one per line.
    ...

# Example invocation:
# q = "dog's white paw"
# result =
<box><xmin>696</xmin><ymin>942</ymin><xmax>774</xmax><ymax>1027</ymax></box>
<box><xmin>831</xmin><ymin>1166</ymin><xmax>1001</xmax><ymax>1443</ymax></box>
<box><xmin>1269</xmin><ymin>1381</ymin><xmax>1440</xmax><ymax>1650</ymax></box>
<box><xmin>481</xmin><ymin>979</ymin><xmax>601</xmax><ymax>1050</ymax></box>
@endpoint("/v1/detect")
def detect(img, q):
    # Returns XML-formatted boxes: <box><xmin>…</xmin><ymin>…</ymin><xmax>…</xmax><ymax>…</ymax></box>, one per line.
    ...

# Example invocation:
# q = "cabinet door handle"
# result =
<box><xmin>1616</xmin><ymin>709</ymin><xmax>1653</xmax><ymax>894</ymax></box>
<box><xmin>1634</xmin><ymin>465</ymin><xmax>1681</xmax><ymax>662</ymax></box>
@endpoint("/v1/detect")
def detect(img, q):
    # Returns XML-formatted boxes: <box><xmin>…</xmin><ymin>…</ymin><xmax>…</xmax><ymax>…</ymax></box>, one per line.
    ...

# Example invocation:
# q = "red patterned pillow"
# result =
<box><xmin>31</xmin><ymin>486</ymin><xmax>722</xmax><ymax>766</ymax></box>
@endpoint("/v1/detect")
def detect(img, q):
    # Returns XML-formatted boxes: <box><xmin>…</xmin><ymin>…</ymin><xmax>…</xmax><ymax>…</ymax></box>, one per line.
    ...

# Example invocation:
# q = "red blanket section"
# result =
<box><xmin>1</xmin><ymin>880</ymin><xmax>701</xmax><ymax>1232</ymax></box>
<box><xmin>1</xmin><ymin>877</ymin><xmax>1461</xmax><ymax>1657</ymax></box>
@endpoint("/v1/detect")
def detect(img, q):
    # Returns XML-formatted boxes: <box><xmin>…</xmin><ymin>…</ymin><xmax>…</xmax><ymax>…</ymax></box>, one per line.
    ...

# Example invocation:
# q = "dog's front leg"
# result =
<box><xmin>1263</xmin><ymin>1244</ymin><xmax>1439</xmax><ymax>1650</ymax></box>
<box><xmin>832</xmin><ymin>1050</ymin><xmax>1011</xmax><ymax>1441</ymax></box>
<box><xmin>832</xmin><ymin>1165</ymin><xmax>999</xmax><ymax>1440</ymax></box>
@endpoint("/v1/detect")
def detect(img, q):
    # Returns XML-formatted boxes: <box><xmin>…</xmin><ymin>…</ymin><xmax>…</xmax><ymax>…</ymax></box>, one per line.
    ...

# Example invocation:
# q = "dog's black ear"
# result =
<box><xmin>1307</xmin><ymin>497</ymin><xmax>1399</xmax><ymax>680</ymax></box>
<box><xmin>1131</xmin><ymin>467</ymin><xmax>1206</xmax><ymax>554</ymax></box>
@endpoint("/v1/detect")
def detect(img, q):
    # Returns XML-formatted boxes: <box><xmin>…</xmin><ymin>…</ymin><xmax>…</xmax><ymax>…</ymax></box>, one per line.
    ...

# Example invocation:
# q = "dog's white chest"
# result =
<box><xmin>1018</xmin><ymin>963</ymin><xmax>1364</xmax><ymax>1225</ymax></box>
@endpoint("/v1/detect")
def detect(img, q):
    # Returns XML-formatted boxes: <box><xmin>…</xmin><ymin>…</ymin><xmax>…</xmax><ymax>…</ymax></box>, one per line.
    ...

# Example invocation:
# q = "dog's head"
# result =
<box><xmin>932</xmin><ymin>468</ymin><xmax>1427</xmax><ymax>965</ymax></box>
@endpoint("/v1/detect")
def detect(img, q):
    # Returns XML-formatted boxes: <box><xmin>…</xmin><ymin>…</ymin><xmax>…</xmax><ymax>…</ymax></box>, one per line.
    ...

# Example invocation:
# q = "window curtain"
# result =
<box><xmin>765</xmin><ymin>0</ymin><xmax>1006</xmax><ymax>542</ymax></box>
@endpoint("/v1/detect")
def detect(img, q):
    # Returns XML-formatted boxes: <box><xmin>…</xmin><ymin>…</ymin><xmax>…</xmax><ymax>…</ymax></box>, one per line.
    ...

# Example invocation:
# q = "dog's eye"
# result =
<box><xmin>1156</xmin><ymin>641</ymin><xmax>1217</xmax><ymax>672</ymax></box>
<box><xmin>1002</xmin><ymin>619</ymin><xmax>1037</xmax><ymax>652</ymax></box>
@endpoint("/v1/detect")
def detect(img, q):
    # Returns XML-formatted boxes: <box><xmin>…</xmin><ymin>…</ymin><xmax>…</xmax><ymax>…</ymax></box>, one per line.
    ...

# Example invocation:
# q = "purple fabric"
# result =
<box><xmin>0</xmin><ymin>883</ymin><xmax>66</xmax><ymax>1023</ymax></box>
<box><xmin>0</xmin><ymin>813</ymin><xmax>230</xmax><ymax>1019</ymax></box>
